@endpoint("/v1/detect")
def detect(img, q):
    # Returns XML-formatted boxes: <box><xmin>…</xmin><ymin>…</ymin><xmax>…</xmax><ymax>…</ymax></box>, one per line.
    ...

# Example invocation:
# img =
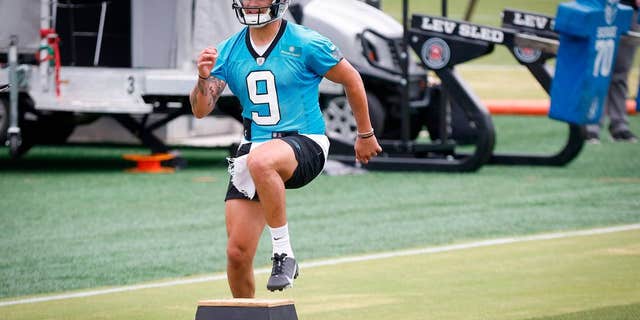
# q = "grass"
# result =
<box><xmin>0</xmin><ymin>1</ymin><xmax>639</xmax><ymax>318</ymax></box>
<box><xmin>528</xmin><ymin>303</ymin><xmax>640</xmax><ymax>320</ymax></box>
<box><xmin>1</xmin><ymin>228</ymin><xmax>638</xmax><ymax>320</ymax></box>
<box><xmin>1</xmin><ymin>115</ymin><xmax>639</xmax><ymax>299</ymax></box>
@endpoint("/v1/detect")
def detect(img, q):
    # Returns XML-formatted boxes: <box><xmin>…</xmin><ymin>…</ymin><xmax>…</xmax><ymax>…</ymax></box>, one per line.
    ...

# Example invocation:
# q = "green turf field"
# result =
<box><xmin>1</xmin><ymin>228</ymin><xmax>638</xmax><ymax>320</ymax></box>
<box><xmin>1</xmin><ymin>0</ymin><xmax>640</xmax><ymax>319</ymax></box>
<box><xmin>1</xmin><ymin>114</ymin><xmax>639</xmax><ymax>303</ymax></box>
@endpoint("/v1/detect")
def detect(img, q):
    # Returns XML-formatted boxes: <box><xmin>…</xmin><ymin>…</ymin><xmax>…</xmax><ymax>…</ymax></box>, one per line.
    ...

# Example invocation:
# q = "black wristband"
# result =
<box><xmin>198</xmin><ymin>74</ymin><xmax>210</xmax><ymax>80</ymax></box>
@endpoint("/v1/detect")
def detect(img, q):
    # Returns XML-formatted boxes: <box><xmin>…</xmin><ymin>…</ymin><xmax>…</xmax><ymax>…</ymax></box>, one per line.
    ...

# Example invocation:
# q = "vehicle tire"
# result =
<box><xmin>9</xmin><ymin>134</ymin><xmax>21</xmax><ymax>159</ymax></box>
<box><xmin>0</xmin><ymin>97</ymin><xmax>8</xmax><ymax>143</ymax></box>
<box><xmin>322</xmin><ymin>91</ymin><xmax>385</xmax><ymax>141</ymax></box>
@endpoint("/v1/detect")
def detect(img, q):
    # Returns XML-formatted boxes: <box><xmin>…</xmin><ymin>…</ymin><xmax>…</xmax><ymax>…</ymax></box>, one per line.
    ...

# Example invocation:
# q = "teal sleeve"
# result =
<box><xmin>305</xmin><ymin>35</ymin><xmax>343</xmax><ymax>76</ymax></box>
<box><xmin>210</xmin><ymin>39</ymin><xmax>232</xmax><ymax>82</ymax></box>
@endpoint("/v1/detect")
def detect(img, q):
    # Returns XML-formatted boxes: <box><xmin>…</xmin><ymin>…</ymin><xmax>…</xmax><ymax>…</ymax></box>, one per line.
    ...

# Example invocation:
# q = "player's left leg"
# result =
<box><xmin>225</xmin><ymin>199</ymin><xmax>266</xmax><ymax>298</ymax></box>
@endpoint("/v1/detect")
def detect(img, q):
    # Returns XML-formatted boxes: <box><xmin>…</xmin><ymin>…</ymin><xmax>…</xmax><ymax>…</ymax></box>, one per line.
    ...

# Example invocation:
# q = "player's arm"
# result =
<box><xmin>190</xmin><ymin>76</ymin><xmax>226</xmax><ymax>118</ymax></box>
<box><xmin>190</xmin><ymin>47</ymin><xmax>227</xmax><ymax>119</ymax></box>
<box><xmin>324</xmin><ymin>59</ymin><xmax>382</xmax><ymax>163</ymax></box>
<box><xmin>325</xmin><ymin>59</ymin><xmax>372</xmax><ymax>134</ymax></box>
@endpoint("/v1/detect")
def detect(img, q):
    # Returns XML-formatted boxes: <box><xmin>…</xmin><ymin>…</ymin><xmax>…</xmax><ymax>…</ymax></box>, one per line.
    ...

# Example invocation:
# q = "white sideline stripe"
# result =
<box><xmin>1</xmin><ymin>224</ymin><xmax>639</xmax><ymax>308</ymax></box>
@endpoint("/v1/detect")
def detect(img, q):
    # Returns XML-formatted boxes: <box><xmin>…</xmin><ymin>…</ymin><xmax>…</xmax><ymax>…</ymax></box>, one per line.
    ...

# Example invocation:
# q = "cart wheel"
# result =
<box><xmin>322</xmin><ymin>92</ymin><xmax>385</xmax><ymax>141</ymax></box>
<box><xmin>323</xmin><ymin>95</ymin><xmax>356</xmax><ymax>140</ymax></box>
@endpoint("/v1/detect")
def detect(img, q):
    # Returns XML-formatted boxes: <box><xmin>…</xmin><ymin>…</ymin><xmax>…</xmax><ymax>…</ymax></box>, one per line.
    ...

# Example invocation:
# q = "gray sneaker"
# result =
<box><xmin>267</xmin><ymin>253</ymin><xmax>299</xmax><ymax>292</ymax></box>
<box><xmin>611</xmin><ymin>130</ymin><xmax>638</xmax><ymax>143</ymax></box>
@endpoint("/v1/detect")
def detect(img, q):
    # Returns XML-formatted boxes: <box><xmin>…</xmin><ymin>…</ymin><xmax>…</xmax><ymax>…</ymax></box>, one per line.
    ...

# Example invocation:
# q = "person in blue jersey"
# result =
<box><xmin>190</xmin><ymin>0</ymin><xmax>382</xmax><ymax>297</ymax></box>
<box><xmin>586</xmin><ymin>0</ymin><xmax>639</xmax><ymax>143</ymax></box>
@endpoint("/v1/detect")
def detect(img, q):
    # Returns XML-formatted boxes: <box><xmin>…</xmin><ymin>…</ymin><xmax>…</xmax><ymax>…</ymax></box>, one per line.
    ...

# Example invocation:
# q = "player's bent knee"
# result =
<box><xmin>246</xmin><ymin>153</ymin><xmax>275</xmax><ymax>176</ymax></box>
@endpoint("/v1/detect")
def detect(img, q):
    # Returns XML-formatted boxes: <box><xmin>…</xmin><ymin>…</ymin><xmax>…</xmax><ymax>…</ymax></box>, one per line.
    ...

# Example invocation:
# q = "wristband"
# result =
<box><xmin>357</xmin><ymin>129</ymin><xmax>375</xmax><ymax>139</ymax></box>
<box><xmin>198</xmin><ymin>74</ymin><xmax>210</xmax><ymax>80</ymax></box>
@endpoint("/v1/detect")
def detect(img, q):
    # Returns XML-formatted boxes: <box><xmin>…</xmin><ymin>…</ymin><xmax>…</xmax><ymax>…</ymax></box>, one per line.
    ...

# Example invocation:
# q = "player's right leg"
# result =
<box><xmin>225</xmin><ymin>199</ymin><xmax>266</xmax><ymax>298</ymax></box>
<box><xmin>245</xmin><ymin>139</ymin><xmax>300</xmax><ymax>291</ymax></box>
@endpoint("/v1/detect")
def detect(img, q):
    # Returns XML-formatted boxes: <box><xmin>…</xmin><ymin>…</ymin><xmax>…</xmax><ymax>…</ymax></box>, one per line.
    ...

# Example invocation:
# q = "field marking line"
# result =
<box><xmin>1</xmin><ymin>223</ymin><xmax>638</xmax><ymax>308</ymax></box>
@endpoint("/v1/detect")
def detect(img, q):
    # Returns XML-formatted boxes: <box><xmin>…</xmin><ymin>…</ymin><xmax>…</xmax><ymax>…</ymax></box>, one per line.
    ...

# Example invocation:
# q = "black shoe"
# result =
<box><xmin>611</xmin><ymin>130</ymin><xmax>638</xmax><ymax>143</ymax></box>
<box><xmin>585</xmin><ymin>131</ymin><xmax>600</xmax><ymax>144</ymax></box>
<box><xmin>267</xmin><ymin>253</ymin><xmax>298</xmax><ymax>292</ymax></box>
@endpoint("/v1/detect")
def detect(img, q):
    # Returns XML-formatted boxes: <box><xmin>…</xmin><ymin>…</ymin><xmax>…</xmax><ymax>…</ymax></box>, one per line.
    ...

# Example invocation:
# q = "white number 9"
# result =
<box><xmin>247</xmin><ymin>70</ymin><xmax>281</xmax><ymax>126</ymax></box>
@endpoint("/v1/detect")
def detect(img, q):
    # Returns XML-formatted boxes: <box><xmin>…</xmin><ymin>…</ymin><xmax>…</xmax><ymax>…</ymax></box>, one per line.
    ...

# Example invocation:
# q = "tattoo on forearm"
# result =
<box><xmin>213</xmin><ymin>78</ymin><xmax>226</xmax><ymax>95</ymax></box>
<box><xmin>191</xmin><ymin>76</ymin><xmax>226</xmax><ymax>115</ymax></box>
<box><xmin>207</xmin><ymin>77</ymin><xmax>226</xmax><ymax>108</ymax></box>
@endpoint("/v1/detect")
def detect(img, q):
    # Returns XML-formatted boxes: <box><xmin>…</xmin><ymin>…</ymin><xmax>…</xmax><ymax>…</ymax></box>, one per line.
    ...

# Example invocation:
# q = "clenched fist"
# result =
<box><xmin>197</xmin><ymin>47</ymin><xmax>218</xmax><ymax>78</ymax></box>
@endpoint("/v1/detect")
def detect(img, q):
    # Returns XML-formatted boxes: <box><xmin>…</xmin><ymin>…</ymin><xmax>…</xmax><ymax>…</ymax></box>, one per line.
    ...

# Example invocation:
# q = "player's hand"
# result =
<box><xmin>355</xmin><ymin>135</ymin><xmax>382</xmax><ymax>164</ymax></box>
<box><xmin>197</xmin><ymin>47</ymin><xmax>218</xmax><ymax>79</ymax></box>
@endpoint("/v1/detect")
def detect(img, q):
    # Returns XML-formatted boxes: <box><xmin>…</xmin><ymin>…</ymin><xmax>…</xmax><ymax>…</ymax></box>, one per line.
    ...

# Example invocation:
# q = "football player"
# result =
<box><xmin>190</xmin><ymin>0</ymin><xmax>382</xmax><ymax>297</ymax></box>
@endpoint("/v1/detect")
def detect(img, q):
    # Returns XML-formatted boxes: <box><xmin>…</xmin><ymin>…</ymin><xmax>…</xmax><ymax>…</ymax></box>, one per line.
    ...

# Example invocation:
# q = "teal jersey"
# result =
<box><xmin>211</xmin><ymin>20</ymin><xmax>343</xmax><ymax>142</ymax></box>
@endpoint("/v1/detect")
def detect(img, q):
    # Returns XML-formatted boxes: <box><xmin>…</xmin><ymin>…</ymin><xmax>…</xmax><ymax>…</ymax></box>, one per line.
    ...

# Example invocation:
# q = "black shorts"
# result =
<box><xmin>224</xmin><ymin>134</ymin><xmax>326</xmax><ymax>201</ymax></box>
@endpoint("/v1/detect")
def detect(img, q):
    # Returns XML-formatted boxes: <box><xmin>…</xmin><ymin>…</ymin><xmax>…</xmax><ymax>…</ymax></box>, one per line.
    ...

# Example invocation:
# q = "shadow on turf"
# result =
<box><xmin>0</xmin><ymin>144</ymin><xmax>230</xmax><ymax>173</ymax></box>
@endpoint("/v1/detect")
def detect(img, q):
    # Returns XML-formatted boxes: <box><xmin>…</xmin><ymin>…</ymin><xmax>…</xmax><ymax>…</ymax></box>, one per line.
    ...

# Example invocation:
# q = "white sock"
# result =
<box><xmin>269</xmin><ymin>223</ymin><xmax>294</xmax><ymax>258</ymax></box>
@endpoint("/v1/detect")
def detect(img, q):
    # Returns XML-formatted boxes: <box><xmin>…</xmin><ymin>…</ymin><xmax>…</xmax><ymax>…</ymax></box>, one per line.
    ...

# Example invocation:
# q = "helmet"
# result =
<box><xmin>232</xmin><ymin>0</ymin><xmax>290</xmax><ymax>27</ymax></box>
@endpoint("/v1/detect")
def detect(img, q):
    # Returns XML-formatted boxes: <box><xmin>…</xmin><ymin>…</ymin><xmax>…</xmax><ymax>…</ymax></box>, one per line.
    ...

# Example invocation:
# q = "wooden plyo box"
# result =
<box><xmin>195</xmin><ymin>299</ymin><xmax>298</xmax><ymax>320</ymax></box>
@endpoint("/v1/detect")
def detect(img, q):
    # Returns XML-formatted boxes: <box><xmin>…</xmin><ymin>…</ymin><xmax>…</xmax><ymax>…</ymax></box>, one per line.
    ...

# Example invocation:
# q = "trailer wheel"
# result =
<box><xmin>322</xmin><ymin>92</ymin><xmax>385</xmax><ymax>141</ymax></box>
<box><xmin>0</xmin><ymin>97</ymin><xmax>8</xmax><ymax>143</ymax></box>
<box><xmin>8</xmin><ymin>134</ymin><xmax>21</xmax><ymax>159</ymax></box>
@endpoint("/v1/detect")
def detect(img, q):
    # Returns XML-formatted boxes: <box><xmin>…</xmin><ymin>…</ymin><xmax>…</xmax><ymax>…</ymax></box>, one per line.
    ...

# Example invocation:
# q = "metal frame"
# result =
<box><xmin>7</xmin><ymin>35</ymin><xmax>22</xmax><ymax>157</ymax></box>
<box><xmin>0</xmin><ymin>0</ymin><xmax>200</xmax><ymax>161</ymax></box>
<box><xmin>493</xmin><ymin>7</ymin><xmax>640</xmax><ymax>165</ymax></box>
<box><xmin>407</xmin><ymin>8</ymin><xmax>587</xmax><ymax>168</ymax></box>
<box><xmin>330</xmin><ymin>0</ymin><xmax>496</xmax><ymax>172</ymax></box>
<box><xmin>330</xmin><ymin>0</ymin><xmax>594</xmax><ymax>172</ymax></box>
<box><xmin>492</xmin><ymin>8</ymin><xmax>585</xmax><ymax>166</ymax></box>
